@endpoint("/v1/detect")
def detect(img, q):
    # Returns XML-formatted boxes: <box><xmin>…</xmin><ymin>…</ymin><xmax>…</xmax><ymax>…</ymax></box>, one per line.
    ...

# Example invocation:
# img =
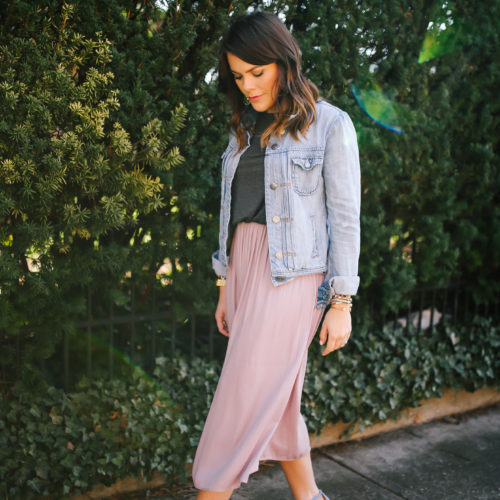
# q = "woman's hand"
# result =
<box><xmin>215</xmin><ymin>286</ymin><xmax>229</xmax><ymax>337</ymax></box>
<box><xmin>318</xmin><ymin>308</ymin><xmax>352</xmax><ymax>356</ymax></box>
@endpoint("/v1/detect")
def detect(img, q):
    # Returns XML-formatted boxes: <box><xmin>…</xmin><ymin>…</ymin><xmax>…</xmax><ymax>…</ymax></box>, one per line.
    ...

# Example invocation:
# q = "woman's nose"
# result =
<box><xmin>241</xmin><ymin>77</ymin><xmax>256</xmax><ymax>93</ymax></box>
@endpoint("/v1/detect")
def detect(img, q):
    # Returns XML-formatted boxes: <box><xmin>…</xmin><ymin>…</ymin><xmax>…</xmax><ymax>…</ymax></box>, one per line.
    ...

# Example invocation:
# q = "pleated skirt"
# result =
<box><xmin>192</xmin><ymin>222</ymin><xmax>325</xmax><ymax>491</ymax></box>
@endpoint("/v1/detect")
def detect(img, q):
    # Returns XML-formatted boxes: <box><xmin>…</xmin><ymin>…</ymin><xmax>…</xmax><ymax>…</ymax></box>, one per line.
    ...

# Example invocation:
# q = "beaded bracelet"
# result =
<box><xmin>332</xmin><ymin>293</ymin><xmax>352</xmax><ymax>300</ymax></box>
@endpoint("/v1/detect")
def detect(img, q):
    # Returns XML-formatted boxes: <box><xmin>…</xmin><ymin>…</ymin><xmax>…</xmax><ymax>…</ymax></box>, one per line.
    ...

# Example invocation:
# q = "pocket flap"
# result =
<box><xmin>291</xmin><ymin>157</ymin><xmax>323</xmax><ymax>170</ymax></box>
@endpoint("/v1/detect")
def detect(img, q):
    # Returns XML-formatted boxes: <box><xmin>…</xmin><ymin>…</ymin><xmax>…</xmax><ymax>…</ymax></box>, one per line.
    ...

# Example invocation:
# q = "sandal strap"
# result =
<box><xmin>310</xmin><ymin>489</ymin><xmax>329</xmax><ymax>500</ymax></box>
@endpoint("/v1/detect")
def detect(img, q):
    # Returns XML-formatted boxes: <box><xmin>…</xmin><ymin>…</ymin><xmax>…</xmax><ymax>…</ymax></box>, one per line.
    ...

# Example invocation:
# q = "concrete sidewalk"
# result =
<box><xmin>137</xmin><ymin>403</ymin><xmax>500</xmax><ymax>499</ymax></box>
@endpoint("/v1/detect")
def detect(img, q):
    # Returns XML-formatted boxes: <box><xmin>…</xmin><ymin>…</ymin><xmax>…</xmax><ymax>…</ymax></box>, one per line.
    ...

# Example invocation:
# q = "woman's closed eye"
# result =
<box><xmin>234</xmin><ymin>72</ymin><xmax>264</xmax><ymax>80</ymax></box>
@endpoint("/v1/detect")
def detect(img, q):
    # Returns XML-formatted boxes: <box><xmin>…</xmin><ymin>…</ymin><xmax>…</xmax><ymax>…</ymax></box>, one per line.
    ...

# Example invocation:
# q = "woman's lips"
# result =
<box><xmin>249</xmin><ymin>95</ymin><xmax>262</xmax><ymax>102</ymax></box>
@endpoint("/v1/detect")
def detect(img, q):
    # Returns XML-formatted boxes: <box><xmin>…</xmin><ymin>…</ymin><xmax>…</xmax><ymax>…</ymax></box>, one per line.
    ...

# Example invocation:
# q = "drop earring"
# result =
<box><xmin>244</xmin><ymin>96</ymin><xmax>250</xmax><ymax>105</ymax></box>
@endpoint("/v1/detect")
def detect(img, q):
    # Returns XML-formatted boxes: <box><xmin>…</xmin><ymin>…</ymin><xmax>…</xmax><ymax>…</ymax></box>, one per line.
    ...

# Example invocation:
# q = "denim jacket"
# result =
<box><xmin>212</xmin><ymin>98</ymin><xmax>361</xmax><ymax>309</ymax></box>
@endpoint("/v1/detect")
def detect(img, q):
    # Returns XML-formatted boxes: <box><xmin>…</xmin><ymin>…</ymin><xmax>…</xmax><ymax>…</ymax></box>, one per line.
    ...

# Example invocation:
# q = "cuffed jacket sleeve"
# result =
<box><xmin>316</xmin><ymin>110</ymin><xmax>361</xmax><ymax>308</ymax></box>
<box><xmin>211</xmin><ymin>249</ymin><xmax>227</xmax><ymax>277</ymax></box>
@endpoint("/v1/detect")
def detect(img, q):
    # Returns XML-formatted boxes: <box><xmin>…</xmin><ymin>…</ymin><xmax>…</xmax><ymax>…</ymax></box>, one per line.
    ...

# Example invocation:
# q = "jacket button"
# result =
<box><xmin>275</xmin><ymin>251</ymin><xmax>282</xmax><ymax>259</ymax></box>
<box><xmin>270</xmin><ymin>183</ymin><xmax>278</xmax><ymax>190</ymax></box>
<box><xmin>272</xmin><ymin>215</ymin><xmax>280</xmax><ymax>223</ymax></box>
<box><xmin>271</xmin><ymin>143</ymin><xmax>279</xmax><ymax>150</ymax></box>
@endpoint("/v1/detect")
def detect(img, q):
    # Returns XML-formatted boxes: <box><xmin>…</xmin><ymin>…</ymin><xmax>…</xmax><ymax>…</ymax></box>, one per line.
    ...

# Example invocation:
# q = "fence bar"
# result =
<box><xmin>442</xmin><ymin>287</ymin><xmax>448</xmax><ymax>320</ymax></box>
<box><xmin>171</xmin><ymin>322</ymin><xmax>176</xmax><ymax>356</ymax></box>
<box><xmin>40</xmin><ymin>357</ymin><xmax>46</xmax><ymax>380</ymax></box>
<box><xmin>75</xmin><ymin>310</ymin><xmax>171</xmax><ymax>329</ymax></box>
<box><xmin>464</xmin><ymin>290</ymin><xmax>470</xmax><ymax>323</ymax></box>
<box><xmin>87</xmin><ymin>286</ymin><xmax>92</xmax><ymax>378</ymax></box>
<box><xmin>406</xmin><ymin>298</ymin><xmax>411</xmax><ymax>334</ymax></box>
<box><xmin>150</xmin><ymin>282</ymin><xmax>157</xmax><ymax>374</ymax></box>
<box><xmin>16</xmin><ymin>333</ymin><xmax>20</xmax><ymax>381</ymax></box>
<box><xmin>130</xmin><ymin>279</ymin><xmax>136</xmax><ymax>362</ymax></box>
<box><xmin>453</xmin><ymin>288</ymin><xmax>459</xmax><ymax>323</ymax></box>
<box><xmin>109</xmin><ymin>300</ymin><xmax>114</xmax><ymax>379</ymax></box>
<box><xmin>417</xmin><ymin>290</ymin><xmax>424</xmax><ymax>334</ymax></box>
<box><xmin>64</xmin><ymin>330</ymin><xmax>69</xmax><ymax>392</ymax></box>
<box><xmin>430</xmin><ymin>289</ymin><xmax>436</xmax><ymax>335</ymax></box>
<box><xmin>191</xmin><ymin>315</ymin><xmax>196</xmax><ymax>359</ymax></box>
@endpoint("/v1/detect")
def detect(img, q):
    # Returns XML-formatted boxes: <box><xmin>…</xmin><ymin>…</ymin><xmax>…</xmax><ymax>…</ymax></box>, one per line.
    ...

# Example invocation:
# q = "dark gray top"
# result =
<box><xmin>228</xmin><ymin>110</ymin><xmax>275</xmax><ymax>247</ymax></box>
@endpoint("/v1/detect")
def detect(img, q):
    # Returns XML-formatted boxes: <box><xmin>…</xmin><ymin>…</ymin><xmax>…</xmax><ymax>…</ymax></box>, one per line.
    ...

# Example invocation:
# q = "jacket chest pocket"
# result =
<box><xmin>291</xmin><ymin>156</ymin><xmax>323</xmax><ymax>195</ymax></box>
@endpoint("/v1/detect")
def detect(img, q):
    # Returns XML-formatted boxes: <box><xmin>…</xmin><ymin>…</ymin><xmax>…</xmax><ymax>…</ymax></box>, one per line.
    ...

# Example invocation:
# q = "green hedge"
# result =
<box><xmin>0</xmin><ymin>370</ymin><xmax>189</xmax><ymax>498</ymax></box>
<box><xmin>2</xmin><ymin>0</ymin><xmax>499</xmax><ymax>383</ymax></box>
<box><xmin>1</xmin><ymin>315</ymin><xmax>498</xmax><ymax>498</ymax></box>
<box><xmin>303</xmin><ymin>316</ymin><xmax>500</xmax><ymax>431</ymax></box>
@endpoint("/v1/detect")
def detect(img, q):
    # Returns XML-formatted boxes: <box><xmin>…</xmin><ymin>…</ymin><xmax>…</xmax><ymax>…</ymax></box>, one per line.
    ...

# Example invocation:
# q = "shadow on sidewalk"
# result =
<box><xmin>117</xmin><ymin>403</ymin><xmax>500</xmax><ymax>500</ymax></box>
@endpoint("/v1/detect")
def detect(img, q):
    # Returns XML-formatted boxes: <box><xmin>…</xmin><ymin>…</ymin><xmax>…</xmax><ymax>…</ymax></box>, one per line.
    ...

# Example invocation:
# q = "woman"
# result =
<box><xmin>192</xmin><ymin>11</ymin><xmax>361</xmax><ymax>500</ymax></box>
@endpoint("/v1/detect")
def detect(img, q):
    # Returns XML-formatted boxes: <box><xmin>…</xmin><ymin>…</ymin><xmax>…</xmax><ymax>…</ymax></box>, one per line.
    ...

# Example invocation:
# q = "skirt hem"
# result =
<box><xmin>193</xmin><ymin>447</ymin><xmax>312</xmax><ymax>492</ymax></box>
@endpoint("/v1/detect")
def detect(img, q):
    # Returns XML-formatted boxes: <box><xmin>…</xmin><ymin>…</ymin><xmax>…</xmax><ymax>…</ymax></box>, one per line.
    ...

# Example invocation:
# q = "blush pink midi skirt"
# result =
<box><xmin>192</xmin><ymin>222</ymin><xmax>325</xmax><ymax>491</ymax></box>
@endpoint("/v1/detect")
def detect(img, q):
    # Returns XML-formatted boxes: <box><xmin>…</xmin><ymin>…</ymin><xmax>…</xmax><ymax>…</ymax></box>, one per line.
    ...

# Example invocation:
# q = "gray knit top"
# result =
<box><xmin>228</xmin><ymin>110</ymin><xmax>275</xmax><ymax>247</ymax></box>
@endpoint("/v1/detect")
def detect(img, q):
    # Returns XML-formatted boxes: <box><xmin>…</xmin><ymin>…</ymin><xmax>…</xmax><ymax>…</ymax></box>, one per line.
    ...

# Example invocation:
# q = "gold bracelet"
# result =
<box><xmin>331</xmin><ymin>298</ymin><xmax>352</xmax><ymax>304</ymax></box>
<box><xmin>329</xmin><ymin>303</ymin><xmax>352</xmax><ymax>312</ymax></box>
<box><xmin>216</xmin><ymin>276</ymin><xmax>226</xmax><ymax>287</ymax></box>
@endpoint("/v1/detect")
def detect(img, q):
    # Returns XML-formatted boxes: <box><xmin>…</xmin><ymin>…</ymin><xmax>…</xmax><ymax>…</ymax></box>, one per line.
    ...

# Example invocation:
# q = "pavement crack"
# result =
<box><xmin>318</xmin><ymin>450</ymin><xmax>408</xmax><ymax>499</ymax></box>
<box><xmin>439</xmin><ymin>449</ymin><xmax>472</xmax><ymax>462</ymax></box>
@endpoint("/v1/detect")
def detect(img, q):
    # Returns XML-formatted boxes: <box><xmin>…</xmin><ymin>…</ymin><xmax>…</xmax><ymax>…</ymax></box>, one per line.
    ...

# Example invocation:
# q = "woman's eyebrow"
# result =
<box><xmin>230</xmin><ymin>65</ymin><xmax>263</xmax><ymax>75</ymax></box>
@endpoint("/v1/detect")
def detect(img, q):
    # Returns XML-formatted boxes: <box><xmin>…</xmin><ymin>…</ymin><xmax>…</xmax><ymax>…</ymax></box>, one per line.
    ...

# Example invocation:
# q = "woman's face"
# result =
<box><xmin>227</xmin><ymin>52</ymin><xmax>279</xmax><ymax>113</ymax></box>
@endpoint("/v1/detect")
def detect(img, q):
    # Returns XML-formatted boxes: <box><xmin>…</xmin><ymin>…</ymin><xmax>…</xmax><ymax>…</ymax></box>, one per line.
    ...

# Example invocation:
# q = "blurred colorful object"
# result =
<box><xmin>418</xmin><ymin>20</ymin><xmax>466</xmax><ymax>63</ymax></box>
<box><xmin>351</xmin><ymin>82</ymin><xmax>404</xmax><ymax>134</ymax></box>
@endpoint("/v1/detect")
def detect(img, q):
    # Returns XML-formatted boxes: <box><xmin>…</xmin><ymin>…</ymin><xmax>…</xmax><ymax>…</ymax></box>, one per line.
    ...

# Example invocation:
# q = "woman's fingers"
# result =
<box><xmin>322</xmin><ymin>333</ymin><xmax>340</xmax><ymax>356</ymax></box>
<box><xmin>215</xmin><ymin>309</ymin><xmax>229</xmax><ymax>337</ymax></box>
<box><xmin>221</xmin><ymin>317</ymin><xmax>229</xmax><ymax>337</ymax></box>
<box><xmin>216</xmin><ymin>318</ymin><xmax>229</xmax><ymax>337</ymax></box>
<box><xmin>321</xmin><ymin>327</ymin><xmax>350</xmax><ymax>355</ymax></box>
<box><xmin>320</xmin><ymin>309</ymin><xmax>352</xmax><ymax>356</ymax></box>
<box><xmin>215</xmin><ymin>287</ymin><xmax>229</xmax><ymax>337</ymax></box>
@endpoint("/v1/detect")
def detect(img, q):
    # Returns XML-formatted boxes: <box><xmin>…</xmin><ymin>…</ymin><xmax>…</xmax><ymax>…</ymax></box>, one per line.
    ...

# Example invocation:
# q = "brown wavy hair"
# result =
<box><xmin>218</xmin><ymin>11</ymin><xmax>321</xmax><ymax>151</ymax></box>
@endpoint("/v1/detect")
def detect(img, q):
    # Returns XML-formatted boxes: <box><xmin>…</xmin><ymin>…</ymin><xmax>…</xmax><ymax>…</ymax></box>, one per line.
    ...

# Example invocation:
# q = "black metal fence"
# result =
<box><xmin>2</xmin><ymin>279</ymin><xmax>498</xmax><ymax>392</ymax></box>
<box><xmin>374</xmin><ymin>281</ymin><xmax>498</xmax><ymax>335</ymax></box>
